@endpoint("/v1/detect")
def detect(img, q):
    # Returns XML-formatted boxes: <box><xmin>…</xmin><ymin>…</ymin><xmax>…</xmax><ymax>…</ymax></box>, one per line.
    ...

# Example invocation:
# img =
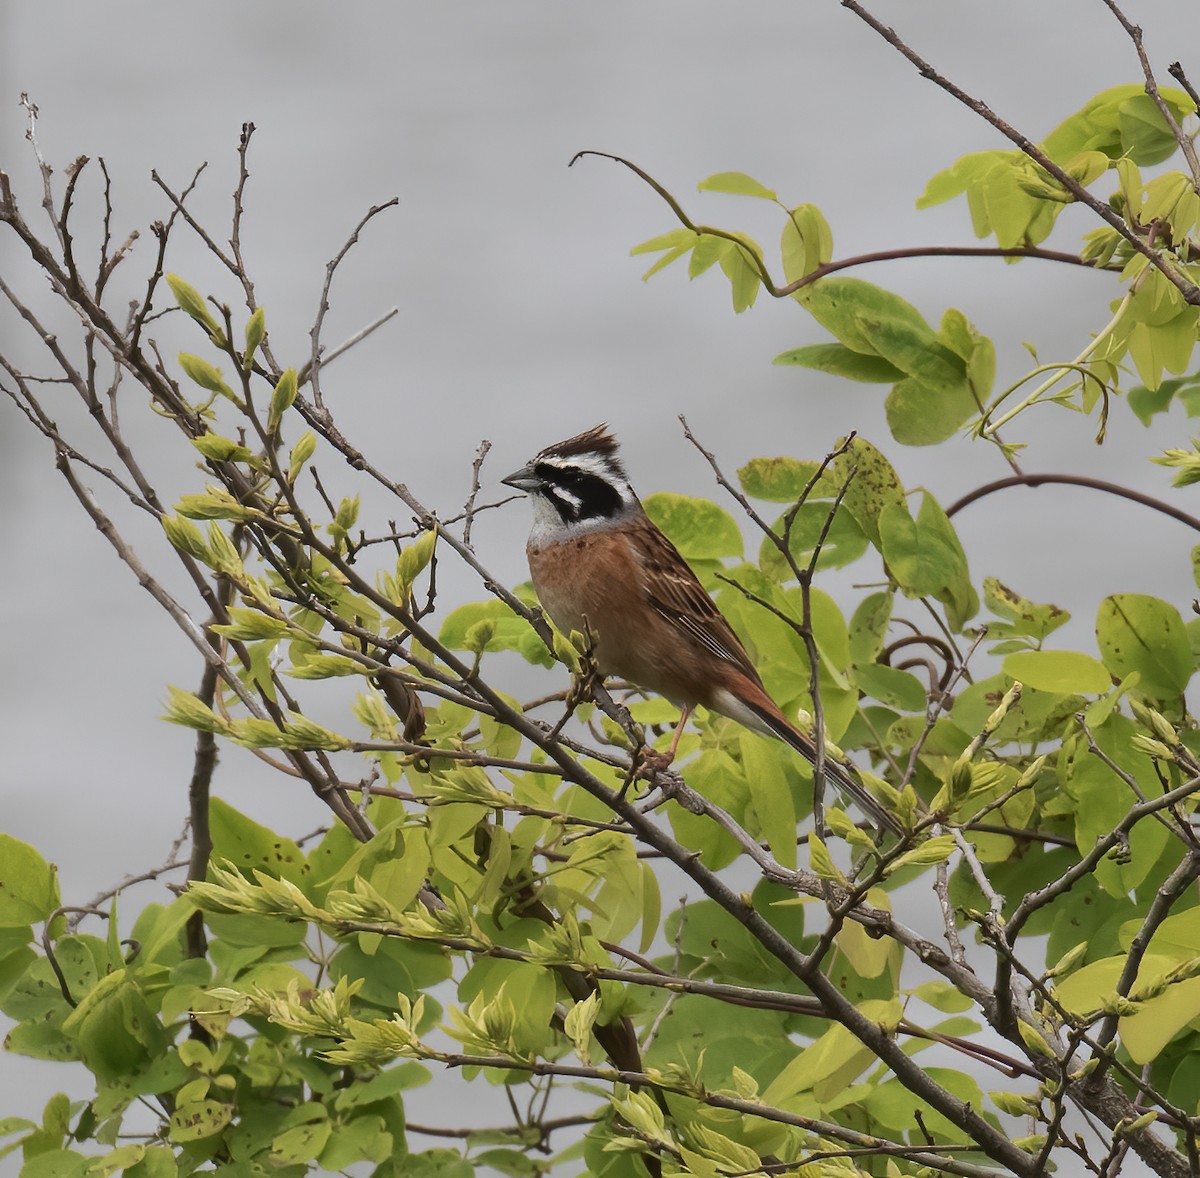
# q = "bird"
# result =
<box><xmin>502</xmin><ymin>424</ymin><xmax>901</xmax><ymax>836</ymax></box>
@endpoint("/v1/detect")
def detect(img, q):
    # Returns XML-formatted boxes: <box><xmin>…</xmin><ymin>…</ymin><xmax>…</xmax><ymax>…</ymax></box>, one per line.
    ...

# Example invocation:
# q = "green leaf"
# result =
<box><xmin>884</xmin><ymin>375</ymin><xmax>977</xmax><ymax>446</ymax></box>
<box><xmin>227</xmin><ymin>713</ymin><xmax>350</xmax><ymax>751</ymax></box>
<box><xmin>630</xmin><ymin>228</ymin><xmax>698</xmax><ymax>257</ymax></box>
<box><xmin>772</xmin><ymin>342</ymin><xmax>905</xmax><ymax>383</ymax></box>
<box><xmin>169</xmin><ymin>1099</ymin><xmax>234</xmax><ymax>1142</ymax></box>
<box><xmin>917</xmin><ymin>151</ymin><xmax>1002</xmax><ymax>210</ymax></box>
<box><xmin>697</xmin><ymin>171</ymin><xmax>777</xmax><ymax>200</ymax></box>
<box><xmin>190</xmin><ymin>433</ymin><xmax>252</xmax><ymax>463</ymax></box>
<box><xmin>288</xmin><ymin>431</ymin><xmax>318</xmax><ymax>481</ymax></box>
<box><xmin>630</xmin><ymin>228</ymin><xmax>699</xmax><ymax>281</ymax></box>
<box><xmin>740</xmin><ymin>732</ymin><xmax>796</xmax><ymax>869</ymax></box>
<box><xmin>177</xmin><ymin>353</ymin><xmax>234</xmax><ymax>399</ymax></box>
<box><xmin>915</xmin><ymin>494</ymin><xmax>978</xmax><ymax>629</ymax></box>
<box><xmin>688</xmin><ymin>233</ymin><xmax>729</xmax><ymax>279</ymax></box>
<box><xmin>837</xmin><ymin>916</ymin><xmax>895</xmax><ymax>979</ymax></box>
<box><xmin>1128</xmin><ymin>375</ymin><xmax>1200</xmax><ymax>425</ymax></box>
<box><xmin>268</xmin><ymin>368</ymin><xmax>298</xmax><ymax>434</ymax></box>
<box><xmin>439</xmin><ymin>599</ymin><xmax>542</xmax><ymax>658</ymax></box>
<box><xmin>737</xmin><ymin>456</ymin><xmax>824</xmax><ymax>502</ymax></box>
<box><xmin>0</xmin><ymin>835</ymin><xmax>59</xmax><ymax>927</ymax></box>
<box><xmin>162</xmin><ymin>685</ymin><xmax>229</xmax><ymax>734</ymax></box>
<box><xmin>1123</xmin><ymin>977</ymin><xmax>1200</xmax><ymax>1064</ymax></box>
<box><xmin>272</xmin><ymin>1119</ymin><xmax>333</xmax><ymax>1165</ymax></box>
<box><xmin>910</xmin><ymin>980</ymin><xmax>975</xmax><ymax>1013</ymax></box>
<box><xmin>160</xmin><ymin>513</ymin><xmax>208</xmax><ymax>561</ymax></box>
<box><xmin>209</xmin><ymin>797</ymin><xmax>306</xmax><ymax>883</ymax></box>
<box><xmin>211</xmin><ymin>606</ymin><xmax>290</xmax><ymax>642</ymax></box>
<box><xmin>1002</xmin><ymin>650</ymin><xmax>1112</xmax><ymax>695</ymax></box>
<box><xmin>166</xmin><ymin>274</ymin><xmax>221</xmax><ymax>336</ymax></box>
<box><xmin>861</xmin><ymin>315</ymin><xmax>969</xmax><ymax>393</ymax></box>
<box><xmin>318</xmin><ymin>1115</ymin><xmax>393</xmax><ymax>1169</ymax></box>
<box><xmin>807</xmin><ymin>834</ymin><xmax>846</xmax><ymax>884</ymax></box>
<box><xmin>719</xmin><ymin>242</ymin><xmax>761</xmax><ymax>312</ymax></box>
<box><xmin>19</xmin><ymin>1149</ymin><xmax>91</xmax><ymax>1178</ymax></box>
<box><xmin>288</xmin><ymin>652</ymin><xmax>363</xmax><ymax>679</ymax></box>
<box><xmin>780</xmin><ymin>203</ymin><xmax>833</xmax><ymax>282</ymax></box>
<box><xmin>916</xmin><ymin>151</ymin><xmax>1058</xmax><ymax>247</ymax></box>
<box><xmin>830</xmin><ymin>435</ymin><xmax>907</xmax><ymax>549</ymax></box>
<box><xmin>764</xmin><ymin>999</ymin><xmax>899</xmax><ymax>1103</ymax></box>
<box><xmin>891</xmin><ymin>834</ymin><xmax>956</xmax><ymax>870</ymax></box>
<box><xmin>758</xmin><ymin>501</ymin><xmax>869</xmax><ymax>576</ymax></box>
<box><xmin>175</xmin><ymin>487</ymin><xmax>251</xmax><ymax>521</ymax></box>
<box><xmin>983</xmin><ymin>577</ymin><xmax>1070</xmax><ymax>640</ymax></box>
<box><xmin>849</xmin><ymin>591</ymin><xmax>893</xmax><ymax>664</ymax></box>
<box><xmin>243</xmin><ymin>306</ymin><xmax>266</xmax><ymax>369</ymax></box>
<box><xmin>1118</xmin><ymin>93</ymin><xmax>1185</xmax><ymax>167</ymax></box>
<box><xmin>643</xmin><ymin>493</ymin><xmax>743</xmax><ymax>560</ymax></box>
<box><xmin>1069</xmin><ymin>717</ymin><xmax>1170</xmax><ymax>898</ymax></box>
<box><xmin>1096</xmin><ymin>594</ymin><xmax>1192</xmax><ymax>699</ymax></box>
<box><xmin>1043</xmin><ymin>84</ymin><xmax>1193</xmax><ymax>162</ymax></box>
<box><xmin>395</xmin><ymin>529</ymin><xmax>437</xmax><ymax>600</ymax></box>
<box><xmin>799</xmin><ymin>276</ymin><xmax>931</xmax><ymax>357</ymax></box>
<box><xmin>60</xmin><ymin>969</ymin><xmax>168</xmax><ymax>1083</ymax></box>
<box><xmin>878</xmin><ymin>503</ymin><xmax>958</xmax><ymax>598</ymax></box>
<box><xmin>855</xmin><ymin>663</ymin><xmax>927</xmax><ymax>712</ymax></box>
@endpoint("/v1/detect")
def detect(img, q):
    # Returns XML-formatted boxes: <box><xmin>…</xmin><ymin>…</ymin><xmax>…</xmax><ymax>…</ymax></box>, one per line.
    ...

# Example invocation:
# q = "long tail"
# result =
<box><xmin>748</xmin><ymin>700</ymin><xmax>903</xmax><ymax>836</ymax></box>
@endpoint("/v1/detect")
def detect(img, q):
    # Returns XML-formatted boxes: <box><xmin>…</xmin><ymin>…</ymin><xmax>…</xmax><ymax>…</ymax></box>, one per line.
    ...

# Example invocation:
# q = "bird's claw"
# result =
<box><xmin>624</xmin><ymin>746</ymin><xmax>704</xmax><ymax>814</ymax></box>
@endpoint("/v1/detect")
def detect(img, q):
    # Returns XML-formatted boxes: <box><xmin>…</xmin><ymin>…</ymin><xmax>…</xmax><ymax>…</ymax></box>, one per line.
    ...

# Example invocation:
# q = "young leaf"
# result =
<box><xmin>267</xmin><ymin>368</ymin><xmax>298</xmax><ymax>434</ymax></box>
<box><xmin>773</xmin><ymin>342</ymin><xmax>905</xmax><ymax>383</ymax></box>
<box><xmin>719</xmin><ymin>243</ymin><xmax>761</xmax><ymax>312</ymax></box>
<box><xmin>190</xmin><ymin>433</ymin><xmax>252</xmax><ymax>463</ymax></box>
<box><xmin>243</xmin><ymin>306</ymin><xmax>266</xmax><ymax>370</ymax></box>
<box><xmin>697</xmin><ymin>171</ymin><xmax>777</xmax><ymax>200</ymax></box>
<box><xmin>780</xmin><ymin>203</ymin><xmax>833</xmax><ymax>281</ymax></box>
<box><xmin>162</xmin><ymin>686</ymin><xmax>230</xmax><ymax>734</ymax></box>
<box><xmin>160</xmin><ymin>513</ymin><xmax>209</xmax><ymax>562</ymax></box>
<box><xmin>178</xmin><ymin>354</ymin><xmax>234</xmax><ymax>401</ymax></box>
<box><xmin>166</xmin><ymin>274</ymin><xmax>221</xmax><ymax>336</ymax></box>
<box><xmin>288</xmin><ymin>430</ymin><xmax>317</xmax><ymax>482</ymax></box>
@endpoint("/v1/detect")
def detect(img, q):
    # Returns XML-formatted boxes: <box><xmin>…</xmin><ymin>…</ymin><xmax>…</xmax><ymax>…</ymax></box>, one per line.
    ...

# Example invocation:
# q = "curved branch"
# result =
<box><xmin>570</xmin><ymin>150</ymin><xmax>1111</xmax><ymax>298</ymax></box>
<box><xmin>945</xmin><ymin>473</ymin><xmax>1200</xmax><ymax>534</ymax></box>
<box><xmin>838</xmin><ymin>0</ymin><xmax>1200</xmax><ymax>306</ymax></box>
<box><xmin>782</xmin><ymin>244</ymin><xmax>1109</xmax><ymax>295</ymax></box>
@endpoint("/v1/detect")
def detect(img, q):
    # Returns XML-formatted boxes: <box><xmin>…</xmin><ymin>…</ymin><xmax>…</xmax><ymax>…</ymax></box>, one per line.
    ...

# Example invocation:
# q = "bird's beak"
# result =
<box><xmin>501</xmin><ymin>464</ymin><xmax>543</xmax><ymax>493</ymax></box>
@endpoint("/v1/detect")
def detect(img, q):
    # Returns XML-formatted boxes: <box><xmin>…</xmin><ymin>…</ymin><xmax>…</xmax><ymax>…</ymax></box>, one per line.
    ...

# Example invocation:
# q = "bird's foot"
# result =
<box><xmin>625</xmin><ymin>746</ymin><xmax>704</xmax><ymax>814</ymax></box>
<box><xmin>563</xmin><ymin>654</ymin><xmax>602</xmax><ymax>712</ymax></box>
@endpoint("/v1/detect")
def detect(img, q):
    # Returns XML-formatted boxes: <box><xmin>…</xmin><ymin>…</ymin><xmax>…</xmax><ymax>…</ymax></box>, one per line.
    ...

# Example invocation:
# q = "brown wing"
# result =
<box><xmin>626</xmin><ymin>514</ymin><xmax>765</xmax><ymax>687</ymax></box>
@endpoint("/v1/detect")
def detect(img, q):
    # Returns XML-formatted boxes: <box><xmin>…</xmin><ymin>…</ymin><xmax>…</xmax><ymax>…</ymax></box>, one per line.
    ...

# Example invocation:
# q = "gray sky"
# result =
<box><xmin>1</xmin><ymin>3</ymin><xmax>1196</xmax><ymax>1170</ymax></box>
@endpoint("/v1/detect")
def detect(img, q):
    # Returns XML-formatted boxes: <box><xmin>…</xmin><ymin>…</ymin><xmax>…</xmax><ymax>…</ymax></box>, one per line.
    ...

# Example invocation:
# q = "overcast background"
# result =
<box><xmin>2</xmin><ymin>2</ymin><xmax>1198</xmax><ymax>1173</ymax></box>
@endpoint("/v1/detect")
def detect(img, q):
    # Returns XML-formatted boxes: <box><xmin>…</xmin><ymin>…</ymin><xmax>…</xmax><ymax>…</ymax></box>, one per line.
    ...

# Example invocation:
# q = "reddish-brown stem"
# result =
<box><xmin>945</xmin><ymin>472</ymin><xmax>1200</xmax><ymax>533</ymax></box>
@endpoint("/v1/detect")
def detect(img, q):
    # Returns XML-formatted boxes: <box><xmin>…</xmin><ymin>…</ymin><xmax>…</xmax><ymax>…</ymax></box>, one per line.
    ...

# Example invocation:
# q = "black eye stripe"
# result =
<box><xmin>535</xmin><ymin>461</ymin><xmax>624</xmax><ymax>523</ymax></box>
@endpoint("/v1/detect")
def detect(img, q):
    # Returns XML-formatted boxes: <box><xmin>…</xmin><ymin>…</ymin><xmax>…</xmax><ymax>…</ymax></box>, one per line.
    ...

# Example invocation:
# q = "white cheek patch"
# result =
<box><xmin>528</xmin><ymin>492</ymin><xmax>571</xmax><ymax>545</ymax></box>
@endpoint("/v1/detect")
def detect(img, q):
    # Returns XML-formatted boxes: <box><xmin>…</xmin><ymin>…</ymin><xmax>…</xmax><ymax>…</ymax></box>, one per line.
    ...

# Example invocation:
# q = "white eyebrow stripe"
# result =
<box><xmin>538</xmin><ymin>453</ymin><xmax>619</xmax><ymax>481</ymax></box>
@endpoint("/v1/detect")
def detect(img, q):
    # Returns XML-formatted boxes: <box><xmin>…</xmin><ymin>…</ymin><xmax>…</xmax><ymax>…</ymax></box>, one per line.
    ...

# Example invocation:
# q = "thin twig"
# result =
<box><xmin>306</xmin><ymin>198</ymin><xmax>399</xmax><ymax>410</ymax></box>
<box><xmin>1101</xmin><ymin>0</ymin><xmax>1200</xmax><ymax>187</ymax></box>
<box><xmin>837</xmin><ymin>1</ymin><xmax>1200</xmax><ymax>304</ymax></box>
<box><xmin>462</xmin><ymin>438</ymin><xmax>492</xmax><ymax>548</ymax></box>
